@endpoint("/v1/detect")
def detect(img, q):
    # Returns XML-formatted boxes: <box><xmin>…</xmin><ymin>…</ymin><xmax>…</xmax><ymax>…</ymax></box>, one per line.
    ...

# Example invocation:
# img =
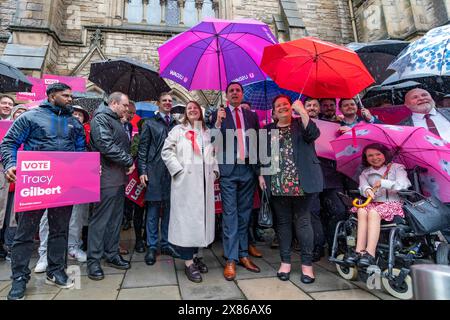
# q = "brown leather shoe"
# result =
<box><xmin>223</xmin><ymin>261</ymin><xmax>236</xmax><ymax>281</ymax></box>
<box><xmin>248</xmin><ymin>244</ymin><xmax>263</xmax><ymax>258</ymax></box>
<box><xmin>239</xmin><ymin>257</ymin><xmax>261</xmax><ymax>273</ymax></box>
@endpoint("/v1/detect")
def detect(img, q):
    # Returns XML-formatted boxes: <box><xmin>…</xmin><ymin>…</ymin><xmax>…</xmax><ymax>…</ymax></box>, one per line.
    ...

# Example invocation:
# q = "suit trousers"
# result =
<box><xmin>87</xmin><ymin>186</ymin><xmax>125</xmax><ymax>266</ymax></box>
<box><xmin>11</xmin><ymin>206</ymin><xmax>73</xmax><ymax>280</ymax></box>
<box><xmin>219</xmin><ymin>164</ymin><xmax>256</xmax><ymax>262</ymax></box>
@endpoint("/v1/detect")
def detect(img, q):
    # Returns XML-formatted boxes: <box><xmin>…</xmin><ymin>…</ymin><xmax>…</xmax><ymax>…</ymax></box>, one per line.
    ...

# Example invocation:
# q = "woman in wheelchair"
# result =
<box><xmin>345</xmin><ymin>143</ymin><xmax>411</xmax><ymax>267</ymax></box>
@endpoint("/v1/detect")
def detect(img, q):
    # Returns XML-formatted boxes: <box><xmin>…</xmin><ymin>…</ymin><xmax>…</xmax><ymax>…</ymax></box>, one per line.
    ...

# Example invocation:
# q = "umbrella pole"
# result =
<box><xmin>216</xmin><ymin>35</ymin><xmax>224</xmax><ymax>107</ymax></box>
<box><xmin>264</xmin><ymin>79</ymin><xmax>268</xmax><ymax>124</ymax></box>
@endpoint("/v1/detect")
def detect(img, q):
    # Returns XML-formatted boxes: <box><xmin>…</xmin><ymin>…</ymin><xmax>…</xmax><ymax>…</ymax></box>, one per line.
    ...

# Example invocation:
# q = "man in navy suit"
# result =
<box><xmin>211</xmin><ymin>82</ymin><xmax>260</xmax><ymax>280</ymax></box>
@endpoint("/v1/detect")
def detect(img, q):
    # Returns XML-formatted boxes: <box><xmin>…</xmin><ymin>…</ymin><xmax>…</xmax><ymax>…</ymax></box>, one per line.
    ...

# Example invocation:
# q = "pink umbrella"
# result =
<box><xmin>330</xmin><ymin>123</ymin><xmax>450</xmax><ymax>202</ymax></box>
<box><xmin>158</xmin><ymin>18</ymin><xmax>277</xmax><ymax>95</ymax></box>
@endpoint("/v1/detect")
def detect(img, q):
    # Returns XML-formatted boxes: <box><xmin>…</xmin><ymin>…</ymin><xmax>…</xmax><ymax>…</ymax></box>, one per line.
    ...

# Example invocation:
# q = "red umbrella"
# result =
<box><xmin>260</xmin><ymin>37</ymin><xmax>375</xmax><ymax>98</ymax></box>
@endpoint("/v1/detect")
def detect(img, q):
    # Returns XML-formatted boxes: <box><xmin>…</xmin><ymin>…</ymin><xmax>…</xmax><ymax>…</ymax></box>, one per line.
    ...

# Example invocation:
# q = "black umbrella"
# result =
<box><xmin>0</xmin><ymin>60</ymin><xmax>32</xmax><ymax>93</ymax></box>
<box><xmin>170</xmin><ymin>104</ymin><xmax>185</xmax><ymax>115</ymax></box>
<box><xmin>361</xmin><ymin>81</ymin><xmax>422</xmax><ymax>108</ymax></box>
<box><xmin>88</xmin><ymin>57</ymin><xmax>171</xmax><ymax>101</ymax></box>
<box><xmin>347</xmin><ymin>40</ymin><xmax>410</xmax><ymax>85</ymax></box>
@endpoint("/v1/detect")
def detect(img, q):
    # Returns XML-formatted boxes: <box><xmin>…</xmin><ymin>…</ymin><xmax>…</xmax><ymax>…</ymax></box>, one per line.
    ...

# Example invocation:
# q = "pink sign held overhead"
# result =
<box><xmin>14</xmin><ymin>151</ymin><xmax>100</xmax><ymax>212</ymax></box>
<box><xmin>16</xmin><ymin>75</ymin><xmax>87</xmax><ymax>101</ymax></box>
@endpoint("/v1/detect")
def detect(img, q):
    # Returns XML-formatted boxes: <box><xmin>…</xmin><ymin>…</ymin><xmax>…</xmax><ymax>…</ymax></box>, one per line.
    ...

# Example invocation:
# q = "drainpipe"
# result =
<box><xmin>348</xmin><ymin>0</ymin><xmax>359</xmax><ymax>42</ymax></box>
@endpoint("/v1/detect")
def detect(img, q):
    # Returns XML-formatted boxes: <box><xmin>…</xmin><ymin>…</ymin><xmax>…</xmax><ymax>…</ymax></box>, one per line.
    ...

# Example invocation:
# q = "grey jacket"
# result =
<box><xmin>358</xmin><ymin>163</ymin><xmax>411</xmax><ymax>202</ymax></box>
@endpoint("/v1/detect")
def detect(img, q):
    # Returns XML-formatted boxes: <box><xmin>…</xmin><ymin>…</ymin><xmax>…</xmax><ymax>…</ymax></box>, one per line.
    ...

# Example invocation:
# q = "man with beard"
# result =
<box><xmin>338</xmin><ymin>98</ymin><xmax>382</xmax><ymax>134</ymax></box>
<box><xmin>0</xmin><ymin>83</ymin><xmax>86</xmax><ymax>299</ymax></box>
<box><xmin>401</xmin><ymin>88</ymin><xmax>450</xmax><ymax>142</ymax></box>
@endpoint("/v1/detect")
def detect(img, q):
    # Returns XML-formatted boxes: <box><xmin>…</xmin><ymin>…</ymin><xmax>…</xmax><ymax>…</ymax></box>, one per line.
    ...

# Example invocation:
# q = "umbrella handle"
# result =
<box><xmin>352</xmin><ymin>196</ymin><xmax>373</xmax><ymax>208</ymax></box>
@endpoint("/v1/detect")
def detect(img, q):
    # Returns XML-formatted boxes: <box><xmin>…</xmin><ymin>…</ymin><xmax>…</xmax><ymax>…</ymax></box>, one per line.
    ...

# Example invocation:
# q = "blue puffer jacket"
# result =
<box><xmin>0</xmin><ymin>101</ymin><xmax>86</xmax><ymax>170</ymax></box>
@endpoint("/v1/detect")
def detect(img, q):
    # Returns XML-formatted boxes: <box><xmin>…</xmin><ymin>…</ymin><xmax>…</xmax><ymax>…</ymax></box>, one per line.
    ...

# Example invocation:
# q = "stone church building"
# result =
<box><xmin>0</xmin><ymin>0</ymin><xmax>449</xmax><ymax>105</ymax></box>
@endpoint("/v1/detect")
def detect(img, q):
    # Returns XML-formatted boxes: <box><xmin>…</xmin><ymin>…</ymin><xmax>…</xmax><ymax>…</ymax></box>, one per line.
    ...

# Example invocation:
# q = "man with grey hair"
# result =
<box><xmin>88</xmin><ymin>92</ymin><xmax>135</xmax><ymax>281</ymax></box>
<box><xmin>401</xmin><ymin>88</ymin><xmax>450</xmax><ymax>142</ymax></box>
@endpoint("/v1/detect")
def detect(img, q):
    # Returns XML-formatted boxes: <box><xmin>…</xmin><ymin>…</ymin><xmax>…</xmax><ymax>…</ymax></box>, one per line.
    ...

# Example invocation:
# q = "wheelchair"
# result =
<box><xmin>328</xmin><ymin>166</ymin><xmax>450</xmax><ymax>300</ymax></box>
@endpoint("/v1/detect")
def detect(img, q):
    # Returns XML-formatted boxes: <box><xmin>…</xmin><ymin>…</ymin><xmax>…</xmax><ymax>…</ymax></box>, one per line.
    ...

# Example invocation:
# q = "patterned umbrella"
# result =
<box><xmin>387</xmin><ymin>25</ymin><xmax>450</xmax><ymax>88</ymax></box>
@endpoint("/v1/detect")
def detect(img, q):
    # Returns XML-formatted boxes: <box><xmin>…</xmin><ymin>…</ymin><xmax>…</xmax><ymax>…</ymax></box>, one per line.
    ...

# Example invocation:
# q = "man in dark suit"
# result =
<box><xmin>211</xmin><ymin>82</ymin><xmax>260</xmax><ymax>280</ymax></box>
<box><xmin>400</xmin><ymin>88</ymin><xmax>450</xmax><ymax>142</ymax></box>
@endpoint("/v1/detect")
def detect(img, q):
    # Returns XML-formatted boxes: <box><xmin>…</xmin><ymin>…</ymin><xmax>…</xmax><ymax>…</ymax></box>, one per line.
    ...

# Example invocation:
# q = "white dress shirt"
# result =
<box><xmin>411</xmin><ymin>108</ymin><xmax>450</xmax><ymax>142</ymax></box>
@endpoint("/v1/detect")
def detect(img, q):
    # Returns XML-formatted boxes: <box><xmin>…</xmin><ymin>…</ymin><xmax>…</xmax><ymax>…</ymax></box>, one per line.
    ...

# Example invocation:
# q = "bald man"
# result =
<box><xmin>401</xmin><ymin>88</ymin><xmax>450</xmax><ymax>142</ymax></box>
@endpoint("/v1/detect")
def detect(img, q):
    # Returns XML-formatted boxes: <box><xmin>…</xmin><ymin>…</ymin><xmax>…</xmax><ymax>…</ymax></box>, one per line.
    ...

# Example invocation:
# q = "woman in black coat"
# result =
<box><xmin>259</xmin><ymin>94</ymin><xmax>323</xmax><ymax>284</ymax></box>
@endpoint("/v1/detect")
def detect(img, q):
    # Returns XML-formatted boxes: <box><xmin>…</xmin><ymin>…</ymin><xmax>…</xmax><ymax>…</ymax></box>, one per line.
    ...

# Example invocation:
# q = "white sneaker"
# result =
<box><xmin>68</xmin><ymin>248</ymin><xmax>87</xmax><ymax>262</ymax></box>
<box><xmin>34</xmin><ymin>255</ymin><xmax>47</xmax><ymax>273</ymax></box>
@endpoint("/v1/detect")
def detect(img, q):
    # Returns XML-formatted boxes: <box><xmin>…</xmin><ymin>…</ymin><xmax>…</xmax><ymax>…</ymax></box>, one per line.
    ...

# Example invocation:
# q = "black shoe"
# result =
<box><xmin>161</xmin><ymin>246</ymin><xmax>180</xmax><ymax>258</ymax></box>
<box><xmin>344</xmin><ymin>251</ymin><xmax>360</xmax><ymax>266</ymax></box>
<box><xmin>122</xmin><ymin>220</ymin><xmax>131</xmax><ymax>231</ymax></box>
<box><xmin>312</xmin><ymin>246</ymin><xmax>325</xmax><ymax>262</ymax></box>
<box><xmin>46</xmin><ymin>270</ymin><xmax>74</xmax><ymax>289</ymax></box>
<box><xmin>185</xmin><ymin>263</ymin><xmax>202</xmax><ymax>283</ymax></box>
<box><xmin>300</xmin><ymin>274</ymin><xmax>315</xmax><ymax>284</ymax></box>
<box><xmin>134</xmin><ymin>240</ymin><xmax>146</xmax><ymax>253</ymax></box>
<box><xmin>107</xmin><ymin>255</ymin><xmax>131</xmax><ymax>270</ymax></box>
<box><xmin>145</xmin><ymin>249</ymin><xmax>157</xmax><ymax>265</ymax></box>
<box><xmin>7</xmin><ymin>277</ymin><xmax>27</xmax><ymax>300</ymax></box>
<box><xmin>276</xmin><ymin>272</ymin><xmax>290</xmax><ymax>281</ymax></box>
<box><xmin>88</xmin><ymin>263</ymin><xmax>104</xmax><ymax>281</ymax></box>
<box><xmin>357</xmin><ymin>252</ymin><xmax>376</xmax><ymax>268</ymax></box>
<box><xmin>193</xmin><ymin>257</ymin><xmax>208</xmax><ymax>273</ymax></box>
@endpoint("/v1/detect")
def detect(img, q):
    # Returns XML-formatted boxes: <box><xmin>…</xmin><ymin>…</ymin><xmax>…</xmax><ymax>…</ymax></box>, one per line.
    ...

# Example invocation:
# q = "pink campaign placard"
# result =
<box><xmin>14</xmin><ymin>151</ymin><xmax>100</xmax><ymax>212</ymax></box>
<box><xmin>311</xmin><ymin>119</ymin><xmax>341</xmax><ymax>160</ymax></box>
<box><xmin>16</xmin><ymin>75</ymin><xmax>87</xmax><ymax>101</ymax></box>
<box><xmin>0</xmin><ymin>121</ymin><xmax>13</xmax><ymax>142</ymax></box>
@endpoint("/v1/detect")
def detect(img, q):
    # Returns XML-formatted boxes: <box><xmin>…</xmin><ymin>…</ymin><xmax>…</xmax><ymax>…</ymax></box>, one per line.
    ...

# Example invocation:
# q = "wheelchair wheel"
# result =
<box><xmin>381</xmin><ymin>268</ymin><xmax>413</xmax><ymax>300</ymax></box>
<box><xmin>335</xmin><ymin>254</ymin><xmax>358</xmax><ymax>280</ymax></box>
<box><xmin>436</xmin><ymin>243</ymin><xmax>450</xmax><ymax>265</ymax></box>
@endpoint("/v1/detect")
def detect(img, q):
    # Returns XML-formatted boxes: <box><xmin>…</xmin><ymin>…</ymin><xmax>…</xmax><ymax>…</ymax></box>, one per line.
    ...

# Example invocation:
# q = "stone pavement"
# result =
<box><xmin>0</xmin><ymin>229</ymin><xmax>398</xmax><ymax>300</ymax></box>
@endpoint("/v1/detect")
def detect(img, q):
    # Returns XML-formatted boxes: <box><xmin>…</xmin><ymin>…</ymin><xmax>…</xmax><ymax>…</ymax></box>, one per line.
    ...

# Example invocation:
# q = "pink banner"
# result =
<box><xmin>14</xmin><ymin>151</ymin><xmax>100</xmax><ymax>212</ymax></box>
<box><xmin>16</xmin><ymin>75</ymin><xmax>86</xmax><ymax>101</ymax></box>
<box><xmin>311</xmin><ymin>119</ymin><xmax>340</xmax><ymax>160</ymax></box>
<box><xmin>0</xmin><ymin>120</ymin><xmax>13</xmax><ymax>142</ymax></box>
<box><xmin>125</xmin><ymin>166</ymin><xmax>146</xmax><ymax>207</ymax></box>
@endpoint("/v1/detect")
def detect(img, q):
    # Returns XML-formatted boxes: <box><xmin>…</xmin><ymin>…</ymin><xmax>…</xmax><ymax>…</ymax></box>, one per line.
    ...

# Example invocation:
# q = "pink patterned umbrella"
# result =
<box><xmin>158</xmin><ymin>18</ymin><xmax>277</xmax><ymax>94</ymax></box>
<box><xmin>330</xmin><ymin>123</ymin><xmax>450</xmax><ymax>202</ymax></box>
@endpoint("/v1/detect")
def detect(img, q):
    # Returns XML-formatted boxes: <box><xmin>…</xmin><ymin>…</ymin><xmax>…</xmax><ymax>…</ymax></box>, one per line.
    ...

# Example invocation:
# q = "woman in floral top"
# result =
<box><xmin>259</xmin><ymin>94</ymin><xmax>323</xmax><ymax>284</ymax></box>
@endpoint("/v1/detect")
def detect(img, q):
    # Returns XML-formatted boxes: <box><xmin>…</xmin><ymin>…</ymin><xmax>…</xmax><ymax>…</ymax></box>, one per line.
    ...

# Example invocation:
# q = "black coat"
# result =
<box><xmin>90</xmin><ymin>103</ymin><xmax>133</xmax><ymax>188</ymax></box>
<box><xmin>0</xmin><ymin>101</ymin><xmax>86</xmax><ymax>170</ymax></box>
<box><xmin>137</xmin><ymin>113</ymin><xmax>177</xmax><ymax>201</ymax></box>
<box><xmin>261</xmin><ymin>118</ymin><xmax>324</xmax><ymax>195</ymax></box>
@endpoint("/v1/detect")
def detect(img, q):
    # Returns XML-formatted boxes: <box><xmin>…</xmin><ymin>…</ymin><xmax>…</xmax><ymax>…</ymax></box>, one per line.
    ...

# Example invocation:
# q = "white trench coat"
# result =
<box><xmin>161</xmin><ymin>123</ymin><xmax>219</xmax><ymax>248</ymax></box>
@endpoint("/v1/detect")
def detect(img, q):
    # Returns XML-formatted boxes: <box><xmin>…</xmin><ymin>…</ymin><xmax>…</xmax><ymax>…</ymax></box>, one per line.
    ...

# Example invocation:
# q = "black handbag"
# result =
<box><xmin>258</xmin><ymin>189</ymin><xmax>273</xmax><ymax>228</ymax></box>
<box><xmin>402</xmin><ymin>191</ymin><xmax>450</xmax><ymax>235</ymax></box>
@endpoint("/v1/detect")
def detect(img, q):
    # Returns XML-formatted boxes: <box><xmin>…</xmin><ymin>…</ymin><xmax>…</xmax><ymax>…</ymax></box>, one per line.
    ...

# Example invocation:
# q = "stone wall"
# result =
<box><xmin>295</xmin><ymin>0</ymin><xmax>354</xmax><ymax>44</ymax></box>
<box><xmin>0</xmin><ymin>0</ymin><xmax>17</xmax><ymax>39</ymax></box>
<box><xmin>354</xmin><ymin>0</ymin><xmax>449</xmax><ymax>42</ymax></box>
<box><xmin>230</xmin><ymin>0</ymin><xmax>279</xmax><ymax>26</ymax></box>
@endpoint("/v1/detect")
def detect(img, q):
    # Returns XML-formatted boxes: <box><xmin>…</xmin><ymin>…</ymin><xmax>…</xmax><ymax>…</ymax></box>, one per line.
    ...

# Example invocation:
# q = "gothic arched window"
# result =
<box><xmin>127</xmin><ymin>0</ymin><xmax>143</xmax><ymax>23</ymax></box>
<box><xmin>202</xmin><ymin>0</ymin><xmax>215</xmax><ymax>19</ymax></box>
<box><xmin>166</xmin><ymin>0</ymin><xmax>180</xmax><ymax>25</ymax></box>
<box><xmin>147</xmin><ymin>0</ymin><xmax>162</xmax><ymax>24</ymax></box>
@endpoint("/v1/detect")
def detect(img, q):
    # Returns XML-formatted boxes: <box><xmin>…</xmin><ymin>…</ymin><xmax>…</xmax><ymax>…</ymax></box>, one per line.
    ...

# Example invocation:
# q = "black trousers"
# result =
<box><xmin>87</xmin><ymin>186</ymin><xmax>125</xmax><ymax>267</ymax></box>
<box><xmin>11</xmin><ymin>206</ymin><xmax>73</xmax><ymax>280</ymax></box>
<box><xmin>320</xmin><ymin>188</ymin><xmax>347</xmax><ymax>249</ymax></box>
<box><xmin>133</xmin><ymin>203</ymin><xmax>146</xmax><ymax>242</ymax></box>
<box><xmin>271</xmin><ymin>194</ymin><xmax>314</xmax><ymax>266</ymax></box>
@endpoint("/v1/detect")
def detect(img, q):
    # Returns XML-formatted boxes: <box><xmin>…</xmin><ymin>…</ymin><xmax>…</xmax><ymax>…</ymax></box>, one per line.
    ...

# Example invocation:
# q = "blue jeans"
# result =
<box><xmin>146</xmin><ymin>200</ymin><xmax>170</xmax><ymax>250</ymax></box>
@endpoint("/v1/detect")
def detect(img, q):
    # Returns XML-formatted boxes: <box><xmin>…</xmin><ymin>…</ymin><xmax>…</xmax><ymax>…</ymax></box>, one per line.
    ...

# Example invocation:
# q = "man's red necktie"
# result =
<box><xmin>234</xmin><ymin>107</ymin><xmax>245</xmax><ymax>161</ymax></box>
<box><xmin>424</xmin><ymin>114</ymin><xmax>441</xmax><ymax>137</ymax></box>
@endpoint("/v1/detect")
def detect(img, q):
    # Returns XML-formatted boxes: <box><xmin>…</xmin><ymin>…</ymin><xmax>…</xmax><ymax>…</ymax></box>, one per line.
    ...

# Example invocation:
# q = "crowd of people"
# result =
<box><xmin>0</xmin><ymin>81</ymin><xmax>449</xmax><ymax>300</ymax></box>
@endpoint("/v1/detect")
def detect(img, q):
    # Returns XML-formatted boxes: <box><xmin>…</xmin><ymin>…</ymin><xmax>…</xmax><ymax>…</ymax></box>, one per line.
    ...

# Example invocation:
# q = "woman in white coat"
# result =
<box><xmin>161</xmin><ymin>101</ymin><xmax>219</xmax><ymax>283</ymax></box>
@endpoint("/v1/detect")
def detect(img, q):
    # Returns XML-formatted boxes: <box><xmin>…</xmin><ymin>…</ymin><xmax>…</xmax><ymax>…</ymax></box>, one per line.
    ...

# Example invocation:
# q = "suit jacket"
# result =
<box><xmin>261</xmin><ymin>118</ymin><xmax>324</xmax><ymax>195</ymax></box>
<box><xmin>123</xmin><ymin>122</ymin><xmax>133</xmax><ymax>141</ymax></box>
<box><xmin>399</xmin><ymin>107</ymin><xmax>450</xmax><ymax>126</ymax></box>
<box><xmin>210</xmin><ymin>106</ymin><xmax>260</xmax><ymax>177</ymax></box>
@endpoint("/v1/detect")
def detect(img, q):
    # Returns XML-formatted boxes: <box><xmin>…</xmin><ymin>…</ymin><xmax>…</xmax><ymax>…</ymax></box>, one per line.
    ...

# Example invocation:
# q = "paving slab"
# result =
<box><xmin>117</xmin><ymin>286</ymin><xmax>181</xmax><ymax>300</ymax></box>
<box><xmin>54</xmin><ymin>274</ymin><xmax>122</xmax><ymax>300</ymax></box>
<box><xmin>122</xmin><ymin>260</ymin><xmax>177</xmax><ymax>289</ymax></box>
<box><xmin>177</xmin><ymin>267</ymin><xmax>244</xmax><ymax>300</ymax></box>
<box><xmin>288</xmin><ymin>264</ymin><xmax>357</xmax><ymax>293</ymax></box>
<box><xmin>310</xmin><ymin>288</ymin><xmax>379</xmax><ymax>300</ymax></box>
<box><xmin>237</xmin><ymin>278</ymin><xmax>312</xmax><ymax>300</ymax></box>
<box><xmin>131</xmin><ymin>251</ymin><xmax>173</xmax><ymax>263</ymax></box>
<box><xmin>235</xmin><ymin>259</ymin><xmax>278</xmax><ymax>280</ymax></box>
